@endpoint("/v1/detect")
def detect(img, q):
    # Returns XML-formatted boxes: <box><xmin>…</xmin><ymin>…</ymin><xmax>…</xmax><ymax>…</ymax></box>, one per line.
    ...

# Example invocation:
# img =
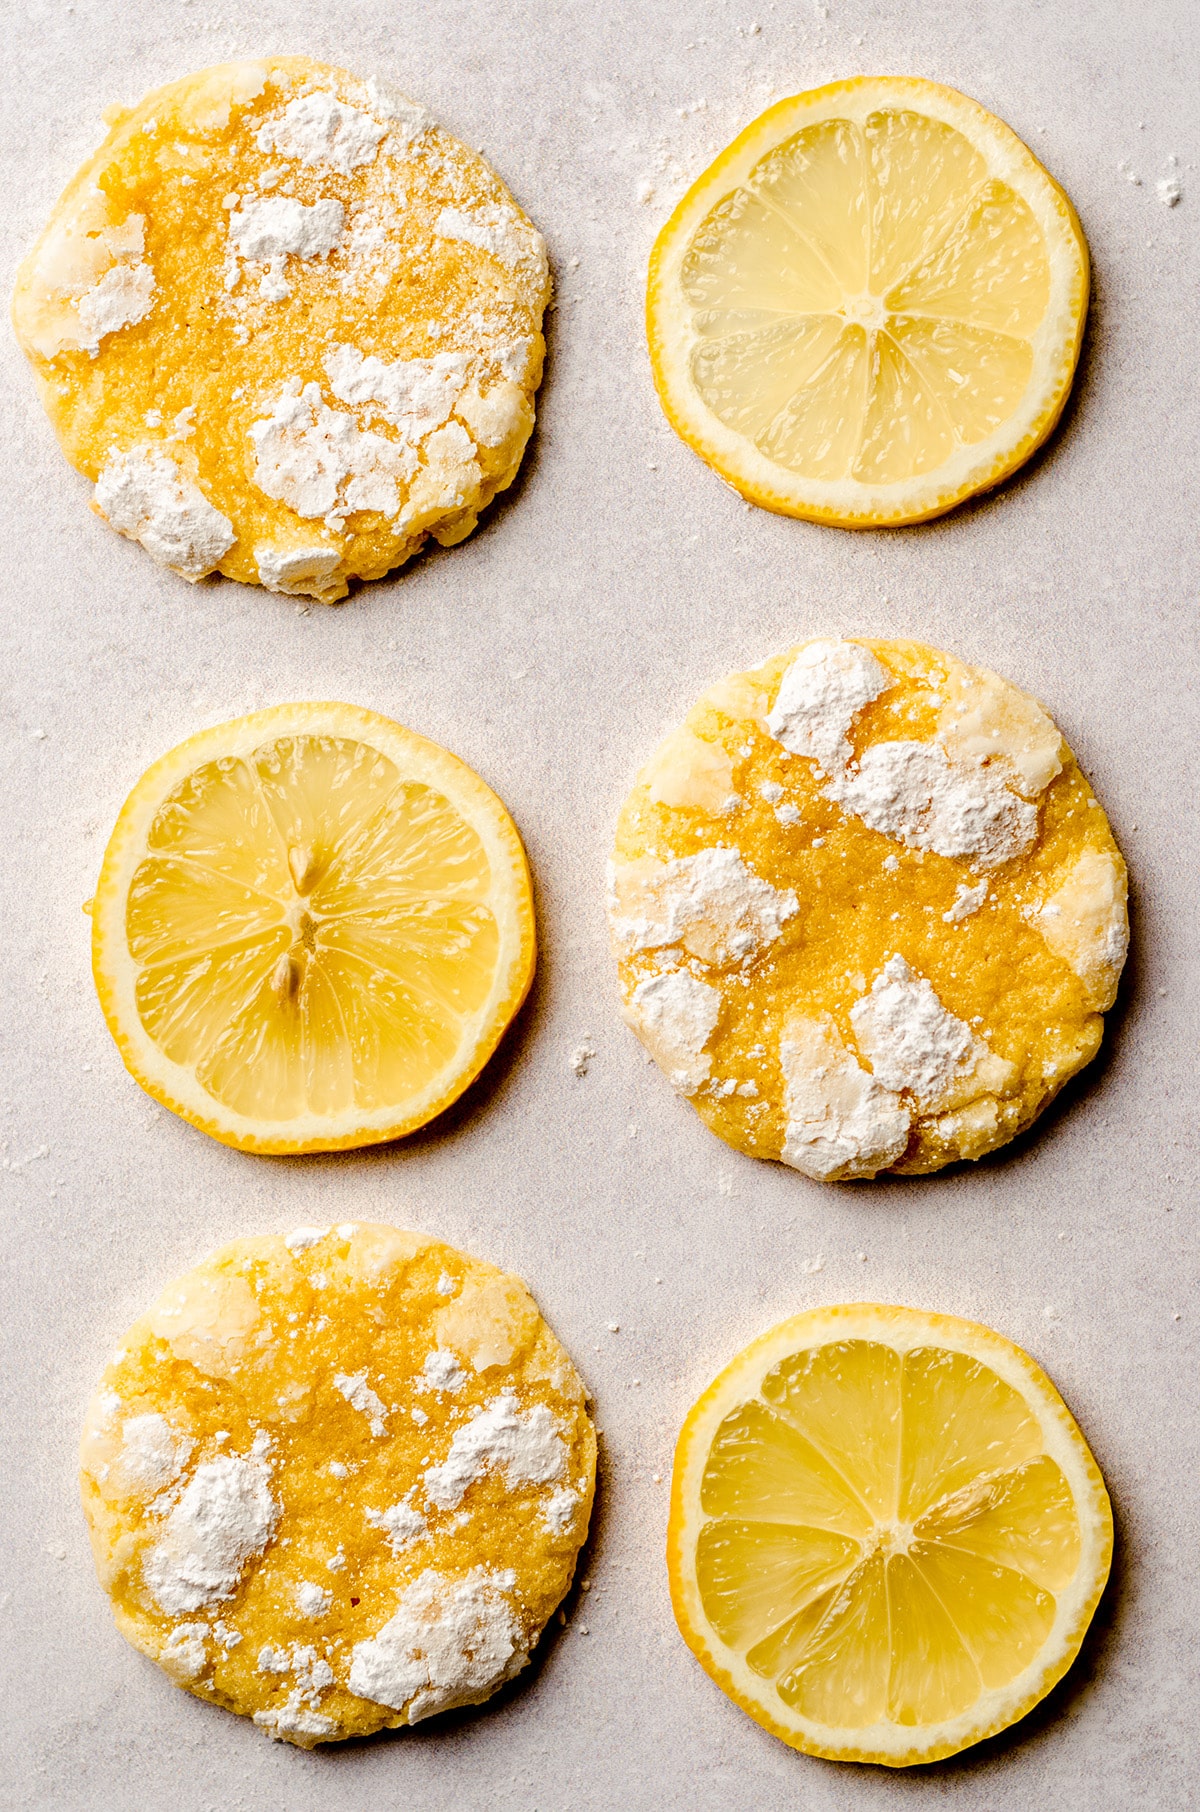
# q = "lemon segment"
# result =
<box><xmin>669</xmin><ymin>1305</ymin><xmax>1111</xmax><ymax>1765</ymax></box>
<box><xmin>91</xmin><ymin>704</ymin><xmax>534</xmax><ymax>1152</ymax></box>
<box><xmin>648</xmin><ymin>78</ymin><xmax>1088</xmax><ymax>525</ymax></box>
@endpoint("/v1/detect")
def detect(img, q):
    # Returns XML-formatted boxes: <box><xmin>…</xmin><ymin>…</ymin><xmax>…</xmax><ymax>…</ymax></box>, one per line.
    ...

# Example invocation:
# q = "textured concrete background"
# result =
<box><xmin>1</xmin><ymin>1</ymin><xmax>1197</xmax><ymax>1806</ymax></box>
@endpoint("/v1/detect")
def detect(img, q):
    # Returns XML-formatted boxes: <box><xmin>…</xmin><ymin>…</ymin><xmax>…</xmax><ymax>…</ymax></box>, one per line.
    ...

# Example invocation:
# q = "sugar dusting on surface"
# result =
<box><xmin>365</xmin><ymin>1494</ymin><xmax>429</xmax><ymax>1553</ymax></box>
<box><xmin>826</xmin><ymin>740</ymin><xmax>1039</xmax><ymax>869</ymax></box>
<box><xmin>423</xmin><ymin>1390</ymin><xmax>566</xmax><ymax>1510</ymax></box>
<box><xmin>256</xmin><ymin>91</ymin><xmax>386</xmax><ymax>174</ymax></box>
<box><xmin>850</xmin><ymin>955</ymin><xmax>1012</xmax><ymax>1111</ymax></box>
<box><xmin>608</xmin><ymin>847</ymin><xmax>798</xmax><ymax>966</ymax></box>
<box><xmin>334</xmin><ymin>1370</ymin><xmax>389</xmax><ymax>1437</ymax></box>
<box><xmin>780</xmin><ymin>1014</ymin><xmax>910</xmax><ymax>1181</ymax></box>
<box><xmin>347</xmin><ymin>1567</ymin><xmax>526</xmax><ymax>1719</ymax></box>
<box><xmin>93</xmin><ymin>445</ymin><xmax>235</xmax><ymax>578</ymax></box>
<box><xmin>624</xmin><ymin>970</ymin><xmax>721</xmax><ymax>1095</ymax></box>
<box><xmin>116</xmin><ymin>1413</ymin><xmax>193</xmax><ymax>1496</ymax></box>
<box><xmin>766</xmin><ymin>638</ymin><xmax>890</xmax><ymax>769</ymax></box>
<box><xmin>144</xmin><ymin>1446</ymin><xmax>279</xmax><ymax>1614</ymax></box>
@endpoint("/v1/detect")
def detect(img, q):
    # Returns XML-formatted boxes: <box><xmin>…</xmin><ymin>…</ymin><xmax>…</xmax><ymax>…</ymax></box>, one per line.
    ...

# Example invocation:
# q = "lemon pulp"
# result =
<box><xmin>670</xmin><ymin>1307</ymin><xmax>1111</xmax><ymax>1764</ymax></box>
<box><xmin>93</xmin><ymin>705</ymin><xmax>534</xmax><ymax>1151</ymax></box>
<box><xmin>649</xmin><ymin>80</ymin><xmax>1088</xmax><ymax>524</ymax></box>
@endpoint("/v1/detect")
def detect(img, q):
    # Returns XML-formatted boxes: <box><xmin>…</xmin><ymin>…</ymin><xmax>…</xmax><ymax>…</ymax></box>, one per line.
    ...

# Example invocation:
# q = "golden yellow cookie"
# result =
<box><xmin>668</xmin><ymin>1304</ymin><xmax>1112</xmax><ymax>1765</ymax></box>
<box><xmin>80</xmin><ymin>1225</ymin><xmax>595</xmax><ymax>1745</ymax></box>
<box><xmin>647</xmin><ymin>77</ymin><xmax>1088</xmax><ymax>526</ymax></box>
<box><xmin>90</xmin><ymin>702</ymin><xmax>535</xmax><ymax>1154</ymax></box>
<box><xmin>609</xmin><ymin>638</ymin><xmax>1127</xmax><ymax>1177</ymax></box>
<box><xmin>12</xmin><ymin>58</ymin><xmax>549</xmax><ymax>600</ymax></box>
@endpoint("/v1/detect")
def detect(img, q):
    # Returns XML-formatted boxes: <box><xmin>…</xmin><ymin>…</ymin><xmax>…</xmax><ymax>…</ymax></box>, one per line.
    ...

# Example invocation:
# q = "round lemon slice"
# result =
<box><xmin>669</xmin><ymin>1304</ymin><xmax>1111</xmax><ymax>1766</ymax></box>
<box><xmin>91</xmin><ymin>703</ymin><xmax>535</xmax><ymax>1152</ymax></box>
<box><xmin>648</xmin><ymin>78</ymin><xmax>1089</xmax><ymax>526</ymax></box>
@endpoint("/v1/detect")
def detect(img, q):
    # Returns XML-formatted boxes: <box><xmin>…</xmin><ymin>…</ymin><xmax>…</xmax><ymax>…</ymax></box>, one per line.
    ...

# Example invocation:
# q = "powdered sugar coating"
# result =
<box><xmin>423</xmin><ymin>1390</ymin><xmax>566</xmax><ymax>1510</ymax></box>
<box><xmin>256</xmin><ymin>92</ymin><xmax>386</xmax><ymax>175</ymax></box>
<box><xmin>94</xmin><ymin>445</ymin><xmax>235</xmax><ymax>578</ymax></box>
<box><xmin>767</xmin><ymin>638</ymin><xmax>890</xmax><ymax>769</ymax></box>
<box><xmin>850</xmin><ymin>955</ymin><xmax>1012</xmax><ymax>1111</ymax></box>
<box><xmin>608</xmin><ymin>847</ymin><xmax>798</xmax><ymax>966</ymax></box>
<box><xmin>74</xmin><ymin>259</ymin><xmax>155</xmax><ymax>353</ymax></box>
<box><xmin>249</xmin><ymin>381</ymin><xmax>415</xmax><ymax>523</ymax></box>
<box><xmin>347</xmin><ymin>1567</ymin><xmax>526</xmax><ymax>1720</ymax></box>
<box><xmin>826</xmin><ymin>739</ymin><xmax>1039</xmax><ymax>870</ymax></box>
<box><xmin>144</xmin><ymin>1451</ymin><xmax>279</xmax><ymax>1614</ymax></box>
<box><xmin>780</xmin><ymin>1015</ymin><xmax>911</xmax><ymax>1180</ymax></box>
<box><xmin>623</xmin><ymin>969</ymin><xmax>722</xmax><ymax>1095</ymax></box>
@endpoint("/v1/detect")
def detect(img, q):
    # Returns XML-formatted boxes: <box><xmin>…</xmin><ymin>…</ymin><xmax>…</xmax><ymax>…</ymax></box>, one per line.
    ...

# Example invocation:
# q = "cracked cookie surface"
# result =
<box><xmin>80</xmin><ymin>1225</ymin><xmax>595</xmax><ymax>1744</ymax></box>
<box><xmin>13</xmin><ymin>57</ymin><xmax>549</xmax><ymax>600</ymax></box>
<box><xmin>609</xmin><ymin>637</ymin><xmax>1128</xmax><ymax>1178</ymax></box>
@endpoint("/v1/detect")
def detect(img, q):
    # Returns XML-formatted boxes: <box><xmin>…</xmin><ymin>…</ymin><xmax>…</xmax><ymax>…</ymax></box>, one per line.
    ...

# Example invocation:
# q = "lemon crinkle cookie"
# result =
<box><xmin>80</xmin><ymin>1225</ymin><xmax>595</xmax><ymax>1744</ymax></box>
<box><xmin>12</xmin><ymin>58</ymin><xmax>549</xmax><ymax>600</ymax></box>
<box><xmin>609</xmin><ymin>638</ymin><xmax>1128</xmax><ymax>1177</ymax></box>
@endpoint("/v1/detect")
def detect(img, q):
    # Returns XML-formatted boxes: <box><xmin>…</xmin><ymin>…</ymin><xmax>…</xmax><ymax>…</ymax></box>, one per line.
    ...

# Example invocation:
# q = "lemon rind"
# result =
<box><xmin>647</xmin><ymin>77</ymin><xmax>1090</xmax><ymax>528</ymax></box>
<box><xmin>91</xmin><ymin>702</ymin><xmax>536</xmax><ymax>1153</ymax></box>
<box><xmin>668</xmin><ymin>1303</ymin><xmax>1113</xmax><ymax>1766</ymax></box>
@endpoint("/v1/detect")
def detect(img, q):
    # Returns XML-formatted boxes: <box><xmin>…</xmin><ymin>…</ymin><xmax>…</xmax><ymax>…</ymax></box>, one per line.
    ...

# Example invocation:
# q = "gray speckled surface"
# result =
<box><xmin>2</xmin><ymin>2</ymin><xmax>1198</xmax><ymax>1806</ymax></box>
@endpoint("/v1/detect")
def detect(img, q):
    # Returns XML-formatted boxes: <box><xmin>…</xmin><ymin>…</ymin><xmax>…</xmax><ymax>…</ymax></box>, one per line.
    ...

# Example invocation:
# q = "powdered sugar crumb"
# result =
<box><xmin>144</xmin><ymin>1450</ymin><xmax>278</xmax><ymax>1614</ymax></box>
<box><xmin>94</xmin><ymin>445</ymin><xmax>234</xmax><ymax>579</ymax></box>
<box><xmin>334</xmin><ymin>1370</ymin><xmax>389</xmax><ymax>1437</ymax></box>
<box><xmin>423</xmin><ymin>1390</ymin><xmax>566</xmax><ymax>1509</ymax></box>
<box><xmin>347</xmin><ymin>1567</ymin><xmax>526</xmax><ymax>1720</ymax></box>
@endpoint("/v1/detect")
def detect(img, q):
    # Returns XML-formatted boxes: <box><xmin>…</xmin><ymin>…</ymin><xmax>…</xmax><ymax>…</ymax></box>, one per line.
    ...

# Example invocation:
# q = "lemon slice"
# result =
<box><xmin>669</xmin><ymin>1304</ymin><xmax>1111</xmax><ymax>1765</ymax></box>
<box><xmin>91</xmin><ymin>703</ymin><xmax>534</xmax><ymax>1152</ymax></box>
<box><xmin>648</xmin><ymin>78</ymin><xmax>1088</xmax><ymax>526</ymax></box>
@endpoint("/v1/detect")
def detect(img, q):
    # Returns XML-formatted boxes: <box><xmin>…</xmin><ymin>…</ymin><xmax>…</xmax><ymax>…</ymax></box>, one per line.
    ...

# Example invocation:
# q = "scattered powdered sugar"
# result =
<box><xmin>423</xmin><ymin>1390</ymin><xmax>566</xmax><ymax>1510</ymax></box>
<box><xmin>74</xmin><ymin>259</ymin><xmax>155</xmax><ymax>354</ymax></box>
<box><xmin>943</xmin><ymin>880</ymin><xmax>988</xmax><ymax>923</ymax></box>
<box><xmin>779</xmin><ymin>1014</ymin><xmax>910</xmax><ymax>1181</ymax></box>
<box><xmin>334</xmin><ymin>1370</ymin><xmax>389</xmax><ymax>1437</ymax></box>
<box><xmin>849</xmin><ymin>956</ymin><xmax>1008</xmax><ymax>1111</ymax></box>
<box><xmin>144</xmin><ymin>1451</ymin><xmax>279</xmax><ymax>1614</ymax></box>
<box><xmin>347</xmin><ymin>1567</ymin><xmax>526</xmax><ymax>1720</ymax></box>
<box><xmin>826</xmin><ymin>740</ymin><xmax>1038</xmax><ymax>870</ymax></box>
<box><xmin>116</xmin><ymin>1413</ymin><xmax>193</xmax><ymax>1497</ymax></box>
<box><xmin>420</xmin><ymin>1349</ymin><xmax>466</xmax><ymax>1392</ymax></box>
<box><xmin>543</xmin><ymin>1487</ymin><xmax>580</xmax><ymax>1536</ymax></box>
<box><xmin>434</xmin><ymin>204</ymin><xmax>548</xmax><ymax>281</ymax></box>
<box><xmin>362</xmin><ymin>78</ymin><xmax>430</xmax><ymax>144</ymax></box>
<box><xmin>227</xmin><ymin>197</ymin><xmax>344</xmax><ymax>300</ymax></box>
<box><xmin>256</xmin><ymin>91</ymin><xmax>386</xmax><ymax>174</ymax></box>
<box><xmin>295</xmin><ymin>1581</ymin><xmax>333</xmax><ymax>1618</ymax></box>
<box><xmin>249</xmin><ymin>380</ymin><xmax>416</xmax><ymax>525</ymax></box>
<box><xmin>624</xmin><ymin>970</ymin><xmax>721</xmax><ymax>1096</ymax></box>
<box><xmin>284</xmin><ymin>1226</ymin><xmax>330</xmax><ymax>1253</ymax></box>
<box><xmin>253</xmin><ymin>1642</ymin><xmax>336</xmax><ymax>1741</ymax></box>
<box><xmin>326</xmin><ymin>343</ymin><xmax>470</xmax><ymax>438</ymax></box>
<box><xmin>160</xmin><ymin>1622</ymin><xmax>209</xmax><ymax>1682</ymax></box>
<box><xmin>608</xmin><ymin>847</ymin><xmax>798</xmax><ymax>967</ymax></box>
<box><xmin>767</xmin><ymin>639</ymin><xmax>890</xmax><ymax>769</ymax></box>
<box><xmin>253</xmin><ymin>543</ymin><xmax>341</xmax><ymax>595</ymax></box>
<box><xmin>435</xmin><ymin>1272</ymin><xmax>457</xmax><ymax>1296</ymax></box>
<box><xmin>365</xmin><ymin>1493</ymin><xmax>428</xmax><ymax>1554</ymax></box>
<box><xmin>496</xmin><ymin>337</ymin><xmax>537</xmax><ymax>384</ymax></box>
<box><xmin>94</xmin><ymin>446</ymin><xmax>235</xmax><ymax>579</ymax></box>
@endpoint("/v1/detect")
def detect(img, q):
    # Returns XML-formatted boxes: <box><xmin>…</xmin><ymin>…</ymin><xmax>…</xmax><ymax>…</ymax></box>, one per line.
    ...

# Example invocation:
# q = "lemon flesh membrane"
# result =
<box><xmin>650</xmin><ymin>81</ymin><xmax>1088</xmax><ymax>524</ymax></box>
<box><xmin>671</xmin><ymin>1309</ymin><xmax>1111</xmax><ymax>1764</ymax></box>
